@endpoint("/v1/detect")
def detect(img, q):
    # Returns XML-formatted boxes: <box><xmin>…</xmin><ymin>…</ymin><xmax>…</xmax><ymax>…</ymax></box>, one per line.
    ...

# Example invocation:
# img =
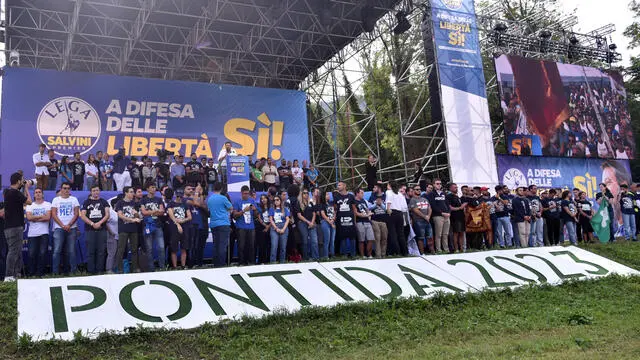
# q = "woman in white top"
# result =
<box><xmin>385</xmin><ymin>182</ymin><xmax>408</xmax><ymax>256</ymax></box>
<box><xmin>85</xmin><ymin>154</ymin><xmax>99</xmax><ymax>190</ymax></box>
<box><xmin>25</xmin><ymin>188</ymin><xmax>51</xmax><ymax>277</ymax></box>
<box><xmin>291</xmin><ymin>159</ymin><xmax>304</xmax><ymax>186</ymax></box>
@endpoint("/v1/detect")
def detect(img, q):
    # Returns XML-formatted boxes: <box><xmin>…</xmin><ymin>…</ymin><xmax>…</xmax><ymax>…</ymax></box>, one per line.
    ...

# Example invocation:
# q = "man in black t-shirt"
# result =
<box><xmin>370</xmin><ymin>195</ymin><xmax>388</xmax><ymax>258</ymax></box>
<box><xmin>80</xmin><ymin>185</ymin><xmax>110</xmax><ymax>274</ymax></box>
<box><xmin>205</xmin><ymin>158</ymin><xmax>218</xmax><ymax>194</ymax></box>
<box><xmin>541</xmin><ymin>189</ymin><xmax>561</xmax><ymax>245</ymax></box>
<box><xmin>364</xmin><ymin>154</ymin><xmax>378</xmax><ymax>191</ymax></box>
<box><xmin>3</xmin><ymin>172</ymin><xmax>32</xmax><ymax>281</ymax></box>
<box><xmin>72</xmin><ymin>152</ymin><xmax>85</xmax><ymax>191</ymax></box>
<box><xmin>140</xmin><ymin>183</ymin><xmax>166</xmax><ymax>271</ymax></box>
<box><xmin>115</xmin><ymin>187</ymin><xmax>142</xmax><ymax>273</ymax></box>
<box><xmin>186</xmin><ymin>153</ymin><xmax>203</xmax><ymax>186</ymax></box>
<box><xmin>334</xmin><ymin>181</ymin><xmax>357</xmax><ymax>257</ymax></box>
<box><xmin>47</xmin><ymin>149</ymin><xmax>59</xmax><ymax>191</ymax></box>
<box><xmin>128</xmin><ymin>157</ymin><xmax>142</xmax><ymax>188</ymax></box>
<box><xmin>446</xmin><ymin>183</ymin><xmax>466</xmax><ymax>253</ymax></box>
<box><xmin>354</xmin><ymin>188</ymin><xmax>374</xmax><ymax>257</ymax></box>
<box><xmin>278</xmin><ymin>159</ymin><xmax>291</xmax><ymax>191</ymax></box>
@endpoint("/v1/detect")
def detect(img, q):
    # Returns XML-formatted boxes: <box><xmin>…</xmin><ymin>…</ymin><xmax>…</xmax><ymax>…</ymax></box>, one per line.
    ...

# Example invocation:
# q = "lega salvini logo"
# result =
<box><xmin>37</xmin><ymin>97</ymin><xmax>101</xmax><ymax>156</ymax></box>
<box><xmin>442</xmin><ymin>0</ymin><xmax>463</xmax><ymax>10</ymax></box>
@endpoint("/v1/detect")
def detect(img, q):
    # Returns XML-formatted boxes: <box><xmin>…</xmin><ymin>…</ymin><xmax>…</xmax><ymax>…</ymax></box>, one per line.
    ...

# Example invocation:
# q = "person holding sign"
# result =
<box><xmin>233</xmin><ymin>185</ymin><xmax>257</xmax><ymax>266</ymax></box>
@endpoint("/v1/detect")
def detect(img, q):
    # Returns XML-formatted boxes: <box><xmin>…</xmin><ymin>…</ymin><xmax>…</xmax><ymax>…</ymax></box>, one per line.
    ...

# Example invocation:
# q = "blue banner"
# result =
<box><xmin>0</xmin><ymin>67</ymin><xmax>309</xmax><ymax>186</ymax></box>
<box><xmin>431</xmin><ymin>0</ymin><xmax>485</xmax><ymax>98</ymax></box>
<box><xmin>226</xmin><ymin>155</ymin><xmax>250</xmax><ymax>195</ymax></box>
<box><xmin>428</xmin><ymin>0</ymin><xmax>498</xmax><ymax>188</ymax></box>
<box><xmin>497</xmin><ymin>155</ymin><xmax>632</xmax><ymax>199</ymax></box>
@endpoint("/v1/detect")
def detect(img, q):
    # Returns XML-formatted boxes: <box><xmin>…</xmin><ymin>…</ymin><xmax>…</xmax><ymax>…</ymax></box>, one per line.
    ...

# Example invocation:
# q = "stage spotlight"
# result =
<box><xmin>393</xmin><ymin>11</ymin><xmax>411</xmax><ymax>35</ymax></box>
<box><xmin>539</xmin><ymin>30</ymin><xmax>552</xmax><ymax>40</ymax></box>
<box><xmin>609</xmin><ymin>43</ymin><xmax>617</xmax><ymax>51</ymax></box>
<box><xmin>569</xmin><ymin>35</ymin><xmax>579</xmax><ymax>45</ymax></box>
<box><xmin>493</xmin><ymin>22</ymin><xmax>508</xmax><ymax>33</ymax></box>
<box><xmin>361</xmin><ymin>5</ymin><xmax>376</xmax><ymax>33</ymax></box>
<box><xmin>9</xmin><ymin>50</ymin><xmax>19</xmax><ymax>67</ymax></box>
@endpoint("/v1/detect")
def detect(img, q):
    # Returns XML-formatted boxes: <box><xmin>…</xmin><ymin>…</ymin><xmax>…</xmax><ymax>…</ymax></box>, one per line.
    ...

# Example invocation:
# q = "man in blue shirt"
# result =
<box><xmin>207</xmin><ymin>182</ymin><xmax>232</xmax><ymax>267</ymax></box>
<box><xmin>171</xmin><ymin>154</ymin><xmax>186</xmax><ymax>190</ymax></box>
<box><xmin>233</xmin><ymin>185</ymin><xmax>257</xmax><ymax>265</ymax></box>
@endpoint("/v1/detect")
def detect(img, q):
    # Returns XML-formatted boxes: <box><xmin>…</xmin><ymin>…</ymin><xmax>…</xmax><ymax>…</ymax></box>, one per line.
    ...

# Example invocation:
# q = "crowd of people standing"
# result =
<box><xmin>1</xmin><ymin>147</ymin><xmax>638</xmax><ymax>281</ymax></box>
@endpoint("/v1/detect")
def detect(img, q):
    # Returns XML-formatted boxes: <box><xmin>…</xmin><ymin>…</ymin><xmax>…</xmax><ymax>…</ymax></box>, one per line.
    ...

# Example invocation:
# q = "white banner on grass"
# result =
<box><xmin>17</xmin><ymin>247</ymin><xmax>638</xmax><ymax>341</ymax></box>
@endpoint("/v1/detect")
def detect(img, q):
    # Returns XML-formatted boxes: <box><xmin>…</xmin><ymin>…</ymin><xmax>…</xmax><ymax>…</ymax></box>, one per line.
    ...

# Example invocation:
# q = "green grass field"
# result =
<box><xmin>2</xmin><ymin>242</ymin><xmax>640</xmax><ymax>359</ymax></box>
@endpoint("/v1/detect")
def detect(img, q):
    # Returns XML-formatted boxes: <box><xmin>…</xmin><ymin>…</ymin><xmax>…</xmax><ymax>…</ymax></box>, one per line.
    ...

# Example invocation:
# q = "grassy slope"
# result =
<box><xmin>1</xmin><ymin>242</ymin><xmax>639</xmax><ymax>360</ymax></box>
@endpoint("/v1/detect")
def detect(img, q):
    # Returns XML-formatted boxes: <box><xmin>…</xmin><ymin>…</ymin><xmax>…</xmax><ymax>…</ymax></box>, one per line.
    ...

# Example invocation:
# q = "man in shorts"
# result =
<box><xmin>354</xmin><ymin>188</ymin><xmax>375</xmax><ymax>258</ymax></box>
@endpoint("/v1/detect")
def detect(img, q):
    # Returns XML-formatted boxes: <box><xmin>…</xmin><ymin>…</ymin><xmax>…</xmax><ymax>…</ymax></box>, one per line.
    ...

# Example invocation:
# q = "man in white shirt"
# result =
<box><xmin>51</xmin><ymin>182</ymin><xmax>80</xmax><ymax>275</ymax></box>
<box><xmin>291</xmin><ymin>159</ymin><xmax>303</xmax><ymax>186</ymax></box>
<box><xmin>105</xmin><ymin>199</ymin><xmax>119</xmax><ymax>274</ymax></box>
<box><xmin>597</xmin><ymin>136</ymin><xmax>609</xmax><ymax>158</ymax></box>
<box><xmin>25</xmin><ymin>188</ymin><xmax>51</xmax><ymax>277</ymax></box>
<box><xmin>615</xmin><ymin>143</ymin><xmax>629</xmax><ymax>160</ymax></box>
<box><xmin>262</xmin><ymin>158</ymin><xmax>278</xmax><ymax>188</ymax></box>
<box><xmin>32</xmin><ymin>143</ymin><xmax>50</xmax><ymax>190</ymax></box>
<box><xmin>217</xmin><ymin>141</ymin><xmax>237</xmax><ymax>184</ymax></box>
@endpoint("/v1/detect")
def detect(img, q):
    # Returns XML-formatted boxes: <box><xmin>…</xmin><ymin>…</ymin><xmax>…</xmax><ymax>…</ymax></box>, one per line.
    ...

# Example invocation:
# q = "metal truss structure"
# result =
<box><xmin>5</xmin><ymin>0</ymin><xmax>400</xmax><ymax>89</ymax></box>
<box><xmin>300</xmin><ymin>4</ymin><xmax>445</xmax><ymax>189</ymax></box>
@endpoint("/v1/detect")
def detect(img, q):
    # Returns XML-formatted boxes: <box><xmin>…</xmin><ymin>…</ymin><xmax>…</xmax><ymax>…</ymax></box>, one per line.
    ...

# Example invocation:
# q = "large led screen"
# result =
<box><xmin>495</xmin><ymin>54</ymin><xmax>635</xmax><ymax>159</ymax></box>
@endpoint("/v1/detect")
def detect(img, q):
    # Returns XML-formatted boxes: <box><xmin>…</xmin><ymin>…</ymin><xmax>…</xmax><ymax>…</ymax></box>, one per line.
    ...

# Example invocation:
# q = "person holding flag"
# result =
<box><xmin>593</xmin><ymin>191</ymin><xmax>612</xmax><ymax>243</ymax></box>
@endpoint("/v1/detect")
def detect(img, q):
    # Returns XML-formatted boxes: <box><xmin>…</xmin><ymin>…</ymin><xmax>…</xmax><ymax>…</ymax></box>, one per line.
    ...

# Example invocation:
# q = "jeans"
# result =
<box><xmin>270</xmin><ymin>227</ymin><xmax>289</xmax><ymax>263</ymax></box>
<box><xmin>495</xmin><ymin>216</ymin><xmax>513</xmax><ymax>247</ymax></box>
<box><xmin>298</xmin><ymin>222</ymin><xmax>319</xmax><ymax>260</ymax></box>
<box><xmin>565</xmin><ymin>221</ymin><xmax>577</xmax><ymax>245</ymax></box>
<box><xmin>143</xmin><ymin>227</ymin><xmax>165</xmax><ymax>271</ymax></box>
<box><xmin>320</xmin><ymin>221</ymin><xmax>336</xmax><ymax>259</ymax></box>
<box><xmin>236</xmin><ymin>228</ymin><xmax>256</xmax><ymax>265</ymax></box>
<box><xmin>52</xmin><ymin>227</ymin><xmax>77</xmax><ymax>275</ymax></box>
<box><xmin>622</xmin><ymin>213</ymin><xmax>637</xmax><ymax>240</ymax></box>
<box><xmin>413</xmin><ymin>218</ymin><xmax>432</xmax><ymax>241</ymax></box>
<box><xmin>5</xmin><ymin>227</ymin><xmax>24</xmax><ymax>278</ymax></box>
<box><xmin>28</xmin><ymin>234</ymin><xmax>49</xmax><ymax>277</ymax></box>
<box><xmin>85</xmin><ymin>230</ymin><xmax>107</xmax><ymax>274</ymax></box>
<box><xmin>529</xmin><ymin>218</ymin><xmax>544</xmax><ymax>247</ymax></box>
<box><xmin>86</xmin><ymin>176</ymin><xmax>97</xmax><ymax>191</ymax></box>
<box><xmin>47</xmin><ymin>176</ymin><xmax>58</xmax><ymax>191</ymax></box>
<box><xmin>212</xmin><ymin>226</ymin><xmax>231</xmax><ymax>267</ymax></box>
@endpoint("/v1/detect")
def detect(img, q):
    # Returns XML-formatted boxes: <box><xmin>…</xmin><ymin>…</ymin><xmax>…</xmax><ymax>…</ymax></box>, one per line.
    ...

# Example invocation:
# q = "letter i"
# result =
<box><xmin>271</xmin><ymin>121</ymin><xmax>284</xmax><ymax>160</ymax></box>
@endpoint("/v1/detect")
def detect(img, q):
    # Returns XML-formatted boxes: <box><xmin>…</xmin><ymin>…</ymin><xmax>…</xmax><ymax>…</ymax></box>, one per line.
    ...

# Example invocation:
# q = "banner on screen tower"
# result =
<box><xmin>0</xmin><ymin>68</ymin><xmax>309</xmax><ymax>186</ymax></box>
<box><xmin>426</xmin><ymin>0</ymin><xmax>498</xmax><ymax>188</ymax></box>
<box><xmin>497</xmin><ymin>154</ymin><xmax>632</xmax><ymax>227</ymax></box>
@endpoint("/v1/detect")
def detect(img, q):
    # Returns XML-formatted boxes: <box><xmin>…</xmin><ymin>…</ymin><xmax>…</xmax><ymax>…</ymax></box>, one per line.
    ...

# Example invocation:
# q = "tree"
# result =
<box><xmin>623</xmin><ymin>0</ymin><xmax>640</xmax><ymax>179</ymax></box>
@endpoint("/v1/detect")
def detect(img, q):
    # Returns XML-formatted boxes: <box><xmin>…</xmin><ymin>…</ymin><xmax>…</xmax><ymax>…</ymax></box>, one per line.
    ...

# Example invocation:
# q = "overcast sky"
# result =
<box><xmin>560</xmin><ymin>0</ymin><xmax>639</xmax><ymax>67</ymax></box>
